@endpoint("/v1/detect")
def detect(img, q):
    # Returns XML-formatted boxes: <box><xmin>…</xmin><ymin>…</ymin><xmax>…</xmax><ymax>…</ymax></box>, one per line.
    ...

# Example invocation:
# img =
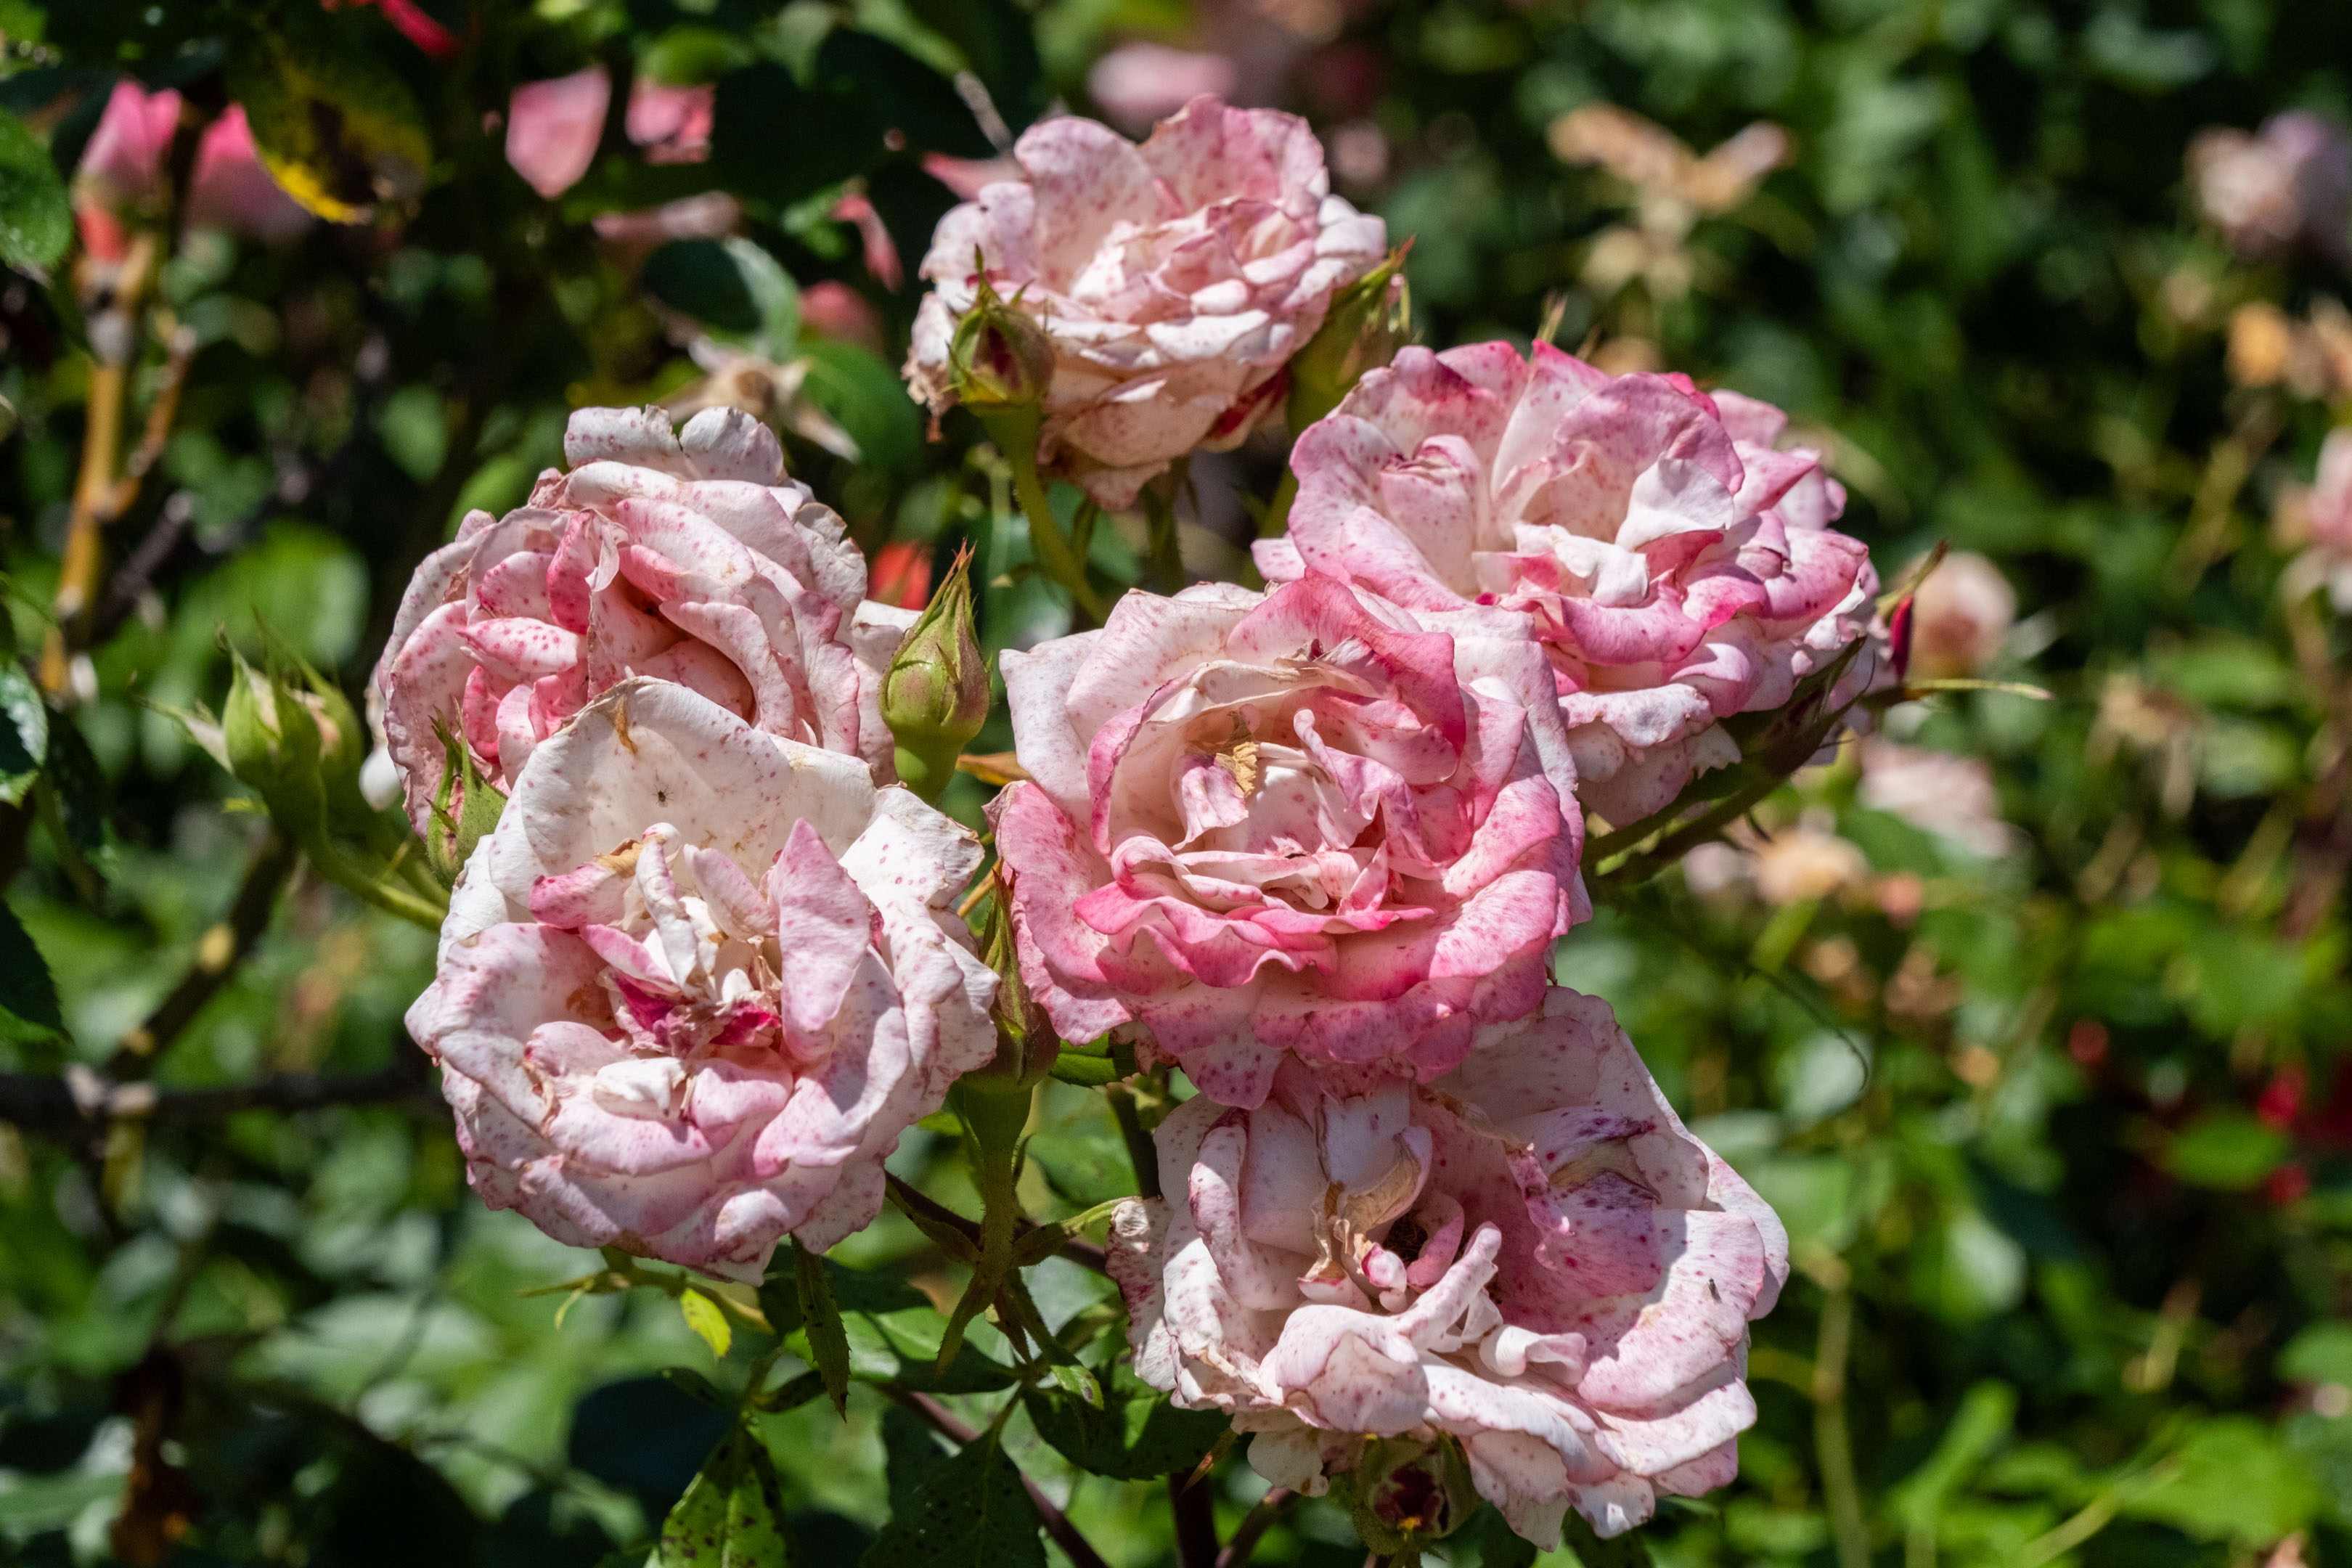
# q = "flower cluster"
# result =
<box><xmin>377</xmin><ymin>94</ymin><xmax>1861</xmax><ymax>1555</ymax></box>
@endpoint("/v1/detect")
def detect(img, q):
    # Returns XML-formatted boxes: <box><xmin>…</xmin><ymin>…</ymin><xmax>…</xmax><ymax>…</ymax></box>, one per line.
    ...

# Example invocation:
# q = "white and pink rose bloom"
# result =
<box><xmin>907</xmin><ymin>95</ymin><xmax>1388</xmax><ymax>509</ymax></box>
<box><xmin>374</xmin><ymin>406</ymin><xmax>907</xmax><ymax>836</ymax></box>
<box><xmin>406</xmin><ymin>679</ymin><xmax>997</xmax><ymax>1280</ymax></box>
<box><xmin>991</xmin><ymin>573</ymin><xmax>1588</xmax><ymax>1108</ymax></box>
<box><xmin>1108</xmin><ymin>987</ymin><xmax>1789</xmax><ymax>1545</ymax></box>
<box><xmin>1260</xmin><ymin>342</ymin><xmax>1877</xmax><ymax>826</ymax></box>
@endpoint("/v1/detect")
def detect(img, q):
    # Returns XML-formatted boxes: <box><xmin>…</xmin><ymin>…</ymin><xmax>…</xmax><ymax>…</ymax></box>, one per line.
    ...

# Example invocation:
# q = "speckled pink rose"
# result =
<box><xmin>906</xmin><ymin>95</ymin><xmax>1387</xmax><ymax>509</ymax></box>
<box><xmin>991</xmin><ymin>573</ymin><xmax>1586</xmax><ymax>1108</ymax></box>
<box><xmin>1108</xmin><ymin>987</ymin><xmax>1788</xmax><ymax>1545</ymax></box>
<box><xmin>375</xmin><ymin>405</ymin><xmax>909</xmax><ymax>836</ymax></box>
<box><xmin>407</xmin><ymin>679</ymin><xmax>997</xmax><ymax>1280</ymax></box>
<box><xmin>1260</xmin><ymin>342</ymin><xmax>1878</xmax><ymax>826</ymax></box>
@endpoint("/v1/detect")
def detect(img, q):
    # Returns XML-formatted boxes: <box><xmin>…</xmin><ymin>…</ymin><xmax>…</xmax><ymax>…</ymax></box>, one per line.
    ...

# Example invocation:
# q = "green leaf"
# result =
<box><xmin>228</xmin><ymin>11</ymin><xmax>431</xmax><ymax>223</ymax></box>
<box><xmin>661</xmin><ymin>1367</ymin><xmax>733</xmax><ymax>1409</ymax></box>
<box><xmin>793</xmin><ymin>1244</ymin><xmax>851</xmax><ymax>1418</ymax></box>
<box><xmin>2282</xmin><ymin>1323</ymin><xmax>2352</xmax><ymax>1387</ymax></box>
<box><xmin>899</xmin><ymin>0</ymin><xmax>1046</xmax><ymax>131</ymax></box>
<box><xmin>41</xmin><ymin>714</ymin><xmax>107</xmax><ymax>861</ymax></box>
<box><xmin>0</xmin><ymin>102</ymin><xmax>70</xmax><ymax>274</ymax></box>
<box><xmin>1020</xmin><ymin>1369</ymin><xmax>1228</xmax><ymax>1481</ymax></box>
<box><xmin>655</xmin><ymin>1422</ymin><xmax>793</xmax><ymax>1567</ymax></box>
<box><xmin>858</xmin><ymin>1429</ymin><xmax>1042</xmax><ymax>1568</ymax></box>
<box><xmin>2123</xmin><ymin>1416</ymin><xmax>2321</xmax><ymax>1544</ymax></box>
<box><xmin>680</xmin><ymin>1289</ymin><xmax>734</xmax><ymax>1361</ymax></box>
<box><xmin>1468</xmin><ymin>1505</ymin><xmax>1538</xmax><ymax>1568</ymax></box>
<box><xmin>0</xmin><ymin>658</ymin><xmax>46</xmax><ymax>807</ymax></box>
<box><xmin>880</xmin><ymin>1406</ymin><xmax>950</xmax><ymax>1516</ymax></box>
<box><xmin>797</xmin><ymin>339</ymin><xmax>921</xmax><ymax>473</ymax></box>
<box><xmin>0</xmin><ymin>897</ymin><xmax>63</xmax><ymax>1034</ymax></box>
<box><xmin>1559</xmin><ymin>1508</ymin><xmax>1653</xmax><ymax>1565</ymax></box>
<box><xmin>643</xmin><ymin>239</ymin><xmax>767</xmax><ymax>338</ymax></box>
<box><xmin>2164</xmin><ymin>1109</ymin><xmax>2290</xmax><ymax>1191</ymax></box>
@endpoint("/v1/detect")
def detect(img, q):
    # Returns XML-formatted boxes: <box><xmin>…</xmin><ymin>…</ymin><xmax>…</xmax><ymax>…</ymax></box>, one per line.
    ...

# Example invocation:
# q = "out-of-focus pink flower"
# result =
<box><xmin>909</xmin><ymin>97</ymin><xmax>1387</xmax><ymax>510</ymax></box>
<box><xmin>186</xmin><ymin>107</ymin><xmax>313</xmax><ymax>242</ymax></box>
<box><xmin>374</xmin><ymin>406</ymin><xmax>912</xmax><ymax>837</ymax></box>
<box><xmin>1109</xmin><ymin>988</ymin><xmax>1787</xmax><ymax>1544</ymax></box>
<box><xmin>867</xmin><ymin>539</ymin><xmax>934</xmax><ymax>611</ymax></box>
<box><xmin>1858</xmin><ymin>738</ymin><xmax>2014</xmax><ymax>858</ymax></box>
<box><xmin>2284</xmin><ymin>427</ymin><xmax>2352</xmax><ymax>612</ymax></box>
<box><xmin>76</xmin><ymin>81</ymin><xmax>179</xmax><ymax>213</ymax></box>
<box><xmin>507</xmin><ymin>67</ymin><xmax>611</xmax><ymax>199</ymax></box>
<box><xmin>591</xmin><ymin>192</ymin><xmax>742</xmax><ymax>256</ymax></box>
<box><xmin>2189</xmin><ymin>111</ymin><xmax>2352</xmax><ymax>266</ymax></box>
<box><xmin>408</xmin><ymin>679</ymin><xmax>997</xmax><ymax>1280</ymax></box>
<box><xmin>830</xmin><ymin>190</ymin><xmax>904</xmax><ymax>291</ymax></box>
<box><xmin>627</xmin><ymin>81</ymin><xmax>714</xmax><ymax>165</ymax></box>
<box><xmin>1086</xmin><ymin>43</ymin><xmax>1240</xmax><ymax>133</ymax></box>
<box><xmin>992</xmin><ymin>574</ymin><xmax>1586</xmax><ymax>1108</ymax></box>
<box><xmin>75</xmin><ymin>86</ymin><xmax>310</xmax><ymax>256</ymax></box>
<box><xmin>1746</xmin><ymin>821</ymin><xmax>1869</xmax><ymax>906</ymax></box>
<box><xmin>1262</xmin><ymin>343</ymin><xmax>1877</xmax><ymax>826</ymax></box>
<box><xmin>1902</xmin><ymin>550</ymin><xmax>2014</xmax><ymax>680</ymax></box>
<box><xmin>800</xmin><ymin>279</ymin><xmax>886</xmax><ymax>356</ymax></box>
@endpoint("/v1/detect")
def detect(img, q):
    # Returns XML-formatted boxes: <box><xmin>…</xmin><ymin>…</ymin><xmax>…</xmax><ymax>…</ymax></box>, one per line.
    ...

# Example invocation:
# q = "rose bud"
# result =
<box><xmin>881</xmin><ymin>547</ymin><xmax>989</xmax><ymax>803</ymax></box>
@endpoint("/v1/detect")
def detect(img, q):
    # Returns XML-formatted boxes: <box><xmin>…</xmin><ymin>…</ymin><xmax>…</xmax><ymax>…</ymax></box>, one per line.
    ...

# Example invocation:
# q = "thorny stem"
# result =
<box><xmin>874</xmin><ymin>1385</ymin><xmax>1114</xmax><ymax>1568</ymax></box>
<box><xmin>1813</xmin><ymin>1279</ymin><xmax>1869</xmax><ymax>1568</ymax></box>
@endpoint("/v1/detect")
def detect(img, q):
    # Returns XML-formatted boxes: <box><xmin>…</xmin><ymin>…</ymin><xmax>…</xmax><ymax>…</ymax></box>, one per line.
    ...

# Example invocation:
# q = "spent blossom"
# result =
<box><xmin>375</xmin><ymin>406</ymin><xmax>907</xmax><ymax>837</ymax></box>
<box><xmin>407</xmin><ymin>679</ymin><xmax>997</xmax><ymax>1279</ymax></box>
<box><xmin>1108</xmin><ymin>987</ymin><xmax>1788</xmax><ymax>1544</ymax></box>
<box><xmin>992</xmin><ymin>573</ymin><xmax>1586</xmax><ymax>1108</ymax></box>
<box><xmin>907</xmin><ymin>95</ymin><xmax>1388</xmax><ymax>509</ymax></box>
<box><xmin>1262</xmin><ymin>341</ymin><xmax>1877</xmax><ymax>826</ymax></box>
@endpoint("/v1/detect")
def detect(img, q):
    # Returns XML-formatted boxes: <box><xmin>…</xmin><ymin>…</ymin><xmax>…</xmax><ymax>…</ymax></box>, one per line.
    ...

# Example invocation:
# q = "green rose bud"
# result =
<box><xmin>947</xmin><ymin>274</ymin><xmax>1055</xmax><ymax>412</ymax></box>
<box><xmin>220</xmin><ymin>652</ymin><xmax>331</xmax><ymax>844</ymax></box>
<box><xmin>881</xmin><ymin>545</ymin><xmax>989</xmax><ymax>804</ymax></box>
<box><xmin>1286</xmin><ymin>245</ymin><xmax>1412</xmax><ymax>435</ymax></box>
<box><xmin>425</xmin><ymin>722</ymin><xmax>507</xmax><ymax>886</ymax></box>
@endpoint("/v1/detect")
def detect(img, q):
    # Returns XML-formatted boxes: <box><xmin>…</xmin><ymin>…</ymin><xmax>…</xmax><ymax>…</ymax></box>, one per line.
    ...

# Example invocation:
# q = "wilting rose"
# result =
<box><xmin>992</xmin><ymin>574</ymin><xmax>1585</xmax><ymax>1108</ymax></box>
<box><xmin>907</xmin><ymin>95</ymin><xmax>1387</xmax><ymax>509</ymax></box>
<box><xmin>375</xmin><ymin>406</ymin><xmax>907</xmax><ymax>836</ymax></box>
<box><xmin>407</xmin><ymin>679</ymin><xmax>997</xmax><ymax>1279</ymax></box>
<box><xmin>1108</xmin><ymin>987</ymin><xmax>1788</xmax><ymax>1544</ymax></box>
<box><xmin>1263</xmin><ymin>342</ymin><xmax>1877</xmax><ymax>826</ymax></box>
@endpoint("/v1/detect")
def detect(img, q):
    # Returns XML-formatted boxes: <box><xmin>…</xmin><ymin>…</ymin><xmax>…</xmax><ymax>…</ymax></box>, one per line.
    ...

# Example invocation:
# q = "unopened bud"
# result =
<box><xmin>427</xmin><ymin>722</ymin><xmax>507</xmax><ymax>885</ymax></box>
<box><xmin>947</xmin><ymin>275</ymin><xmax>1054</xmax><ymax>412</ymax></box>
<box><xmin>881</xmin><ymin>546</ymin><xmax>989</xmax><ymax>804</ymax></box>
<box><xmin>1287</xmin><ymin>246</ymin><xmax>1411</xmax><ymax>434</ymax></box>
<box><xmin>221</xmin><ymin>653</ymin><xmax>329</xmax><ymax>843</ymax></box>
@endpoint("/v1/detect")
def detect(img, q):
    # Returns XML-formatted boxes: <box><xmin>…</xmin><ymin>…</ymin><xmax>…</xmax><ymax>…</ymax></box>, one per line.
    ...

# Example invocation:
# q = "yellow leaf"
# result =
<box><xmin>228</xmin><ymin>15</ymin><xmax>431</xmax><ymax>224</ymax></box>
<box><xmin>679</xmin><ymin>1288</ymin><xmax>732</xmax><ymax>1360</ymax></box>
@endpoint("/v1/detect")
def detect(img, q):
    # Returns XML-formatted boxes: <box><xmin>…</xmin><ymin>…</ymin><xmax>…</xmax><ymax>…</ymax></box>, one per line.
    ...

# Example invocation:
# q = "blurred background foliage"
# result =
<box><xmin>3</xmin><ymin>0</ymin><xmax>2352</xmax><ymax>1565</ymax></box>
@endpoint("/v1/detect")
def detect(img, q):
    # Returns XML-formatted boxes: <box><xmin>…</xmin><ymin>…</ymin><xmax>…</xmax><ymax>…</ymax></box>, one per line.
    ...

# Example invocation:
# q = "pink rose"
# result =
<box><xmin>1108</xmin><ymin>987</ymin><xmax>1788</xmax><ymax>1545</ymax></box>
<box><xmin>375</xmin><ymin>406</ymin><xmax>908</xmax><ymax>837</ymax></box>
<box><xmin>1262</xmin><ymin>342</ymin><xmax>1877</xmax><ymax>825</ymax></box>
<box><xmin>407</xmin><ymin>679</ymin><xmax>997</xmax><ymax>1280</ymax></box>
<box><xmin>991</xmin><ymin>574</ymin><xmax>1586</xmax><ymax>1108</ymax></box>
<box><xmin>907</xmin><ymin>96</ymin><xmax>1388</xmax><ymax>509</ymax></box>
<box><xmin>506</xmin><ymin>68</ymin><xmax>611</xmax><ymax>200</ymax></box>
<box><xmin>1085</xmin><ymin>44</ymin><xmax>1239</xmax><ymax>134</ymax></box>
<box><xmin>73</xmin><ymin>86</ymin><xmax>307</xmax><ymax>258</ymax></box>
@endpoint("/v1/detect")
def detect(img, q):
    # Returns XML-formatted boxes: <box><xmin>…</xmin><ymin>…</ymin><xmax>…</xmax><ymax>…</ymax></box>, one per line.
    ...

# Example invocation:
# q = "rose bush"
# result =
<box><xmin>404</xmin><ymin>679</ymin><xmax>997</xmax><ymax>1280</ymax></box>
<box><xmin>905</xmin><ymin>94</ymin><xmax>1387</xmax><ymax>507</ymax></box>
<box><xmin>1107</xmin><ymin>987</ymin><xmax>1788</xmax><ymax>1545</ymax></box>
<box><xmin>1261</xmin><ymin>341</ymin><xmax>1877</xmax><ymax>825</ymax></box>
<box><xmin>375</xmin><ymin>405</ymin><xmax>906</xmax><ymax>834</ymax></box>
<box><xmin>992</xmin><ymin>573</ymin><xmax>1586</xmax><ymax>1106</ymax></box>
